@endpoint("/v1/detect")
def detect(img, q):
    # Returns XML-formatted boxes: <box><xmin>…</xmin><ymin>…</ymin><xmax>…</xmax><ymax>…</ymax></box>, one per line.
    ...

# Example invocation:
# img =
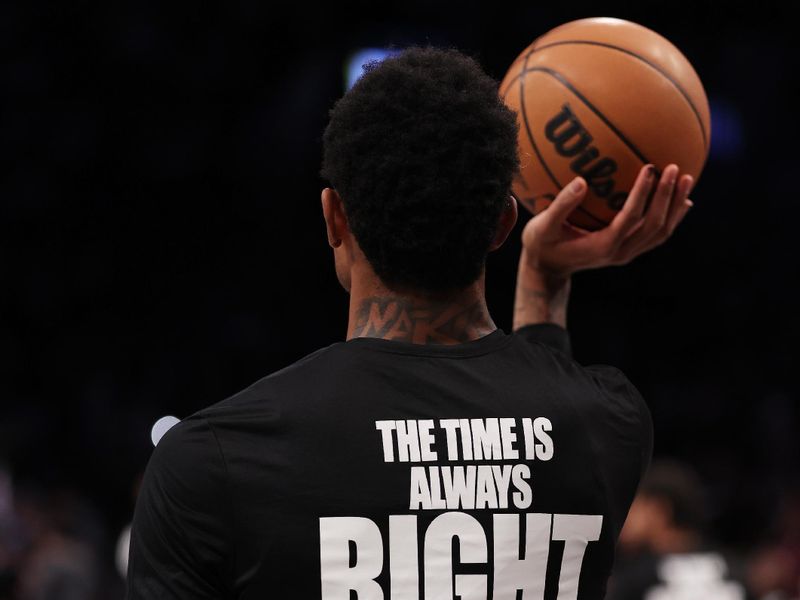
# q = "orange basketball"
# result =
<box><xmin>500</xmin><ymin>17</ymin><xmax>710</xmax><ymax>230</ymax></box>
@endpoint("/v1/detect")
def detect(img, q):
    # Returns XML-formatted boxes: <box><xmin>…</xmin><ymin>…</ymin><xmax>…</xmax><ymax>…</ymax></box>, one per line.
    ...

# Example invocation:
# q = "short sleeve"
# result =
<box><xmin>586</xmin><ymin>365</ymin><xmax>653</xmax><ymax>480</ymax></box>
<box><xmin>514</xmin><ymin>323</ymin><xmax>572</xmax><ymax>356</ymax></box>
<box><xmin>126</xmin><ymin>416</ymin><xmax>233</xmax><ymax>599</ymax></box>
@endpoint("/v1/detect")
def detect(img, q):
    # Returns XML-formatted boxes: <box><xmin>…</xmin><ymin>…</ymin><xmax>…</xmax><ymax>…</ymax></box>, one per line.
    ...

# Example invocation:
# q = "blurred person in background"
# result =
<box><xmin>607</xmin><ymin>461</ymin><xmax>751</xmax><ymax>600</ymax></box>
<box><xmin>11</xmin><ymin>485</ymin><xmax>99</xmax><ymax>600</ymax></box>
<box><xmin>747</xmin><ymin>488</ymin><xmax>800</xmax><ymax>600</ymax></box>
<box><xmin>0</xmin><ymin>465</ymin><xmax>22</xmax><ymax>600</ymax></box>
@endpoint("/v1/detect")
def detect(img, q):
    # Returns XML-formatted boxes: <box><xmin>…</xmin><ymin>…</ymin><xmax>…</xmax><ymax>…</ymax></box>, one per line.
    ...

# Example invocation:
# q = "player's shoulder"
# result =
<box><xmin>514</xmin><ymin>324</ymin><xmax>653</xmax><ymax>480</ymax></box>
<box><xmin>191</xmin><ymin>341</ymin><xmax>350</xmax><ymax>423</ymax></box>
<box><xmin>144</xmin><ymin>411</ymin><xmax>227</xmax><ymax>497</ymax></box>
<box><xmin>511</xmin><ymin>323</ymin><xmax>573</xmax><ymax>360</ymax></box>
<box><xmin>512</xmin><ymin>323</ymin><xmax>650</xmax><ymax>423</ymax></box>
<box><xmin>512</xmin><ymin>324</ymin><xmax>634</xmax><ymax>387</ymax></box>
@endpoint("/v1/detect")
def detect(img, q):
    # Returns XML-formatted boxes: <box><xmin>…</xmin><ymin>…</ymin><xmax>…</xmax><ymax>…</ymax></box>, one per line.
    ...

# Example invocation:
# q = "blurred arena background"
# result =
<box><xmin>1</xmin><ymin>0</ymin><xmax>798</xmax><ymax>598</ymax></box>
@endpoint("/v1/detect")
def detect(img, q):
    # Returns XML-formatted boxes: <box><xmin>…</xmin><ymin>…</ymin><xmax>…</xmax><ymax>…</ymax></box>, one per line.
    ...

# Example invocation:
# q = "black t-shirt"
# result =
<box><xmin>127</xmin><ymin>323</ymin><xmax>652</xmax><ymax>599</ymax></box>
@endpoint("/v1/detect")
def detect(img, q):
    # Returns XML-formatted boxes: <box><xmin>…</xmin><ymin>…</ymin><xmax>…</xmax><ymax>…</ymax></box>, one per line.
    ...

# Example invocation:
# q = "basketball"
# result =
<box><xmin>500</xmin><ymin>17</ymin><xmax>710</xmax><ymax>230</ymax></box>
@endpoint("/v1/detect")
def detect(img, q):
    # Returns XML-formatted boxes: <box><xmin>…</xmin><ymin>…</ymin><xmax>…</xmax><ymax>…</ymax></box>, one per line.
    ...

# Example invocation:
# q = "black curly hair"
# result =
<box><xmin>321</xmin><ymin>47</ymin><xmax>519</xmax><ymax>292</ymax></box>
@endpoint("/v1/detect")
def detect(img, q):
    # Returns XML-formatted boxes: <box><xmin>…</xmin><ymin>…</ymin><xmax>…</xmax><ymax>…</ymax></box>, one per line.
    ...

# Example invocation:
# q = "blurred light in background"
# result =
<box><xmin>709</xmin><ymin>97</ymin><xmax>745</xmax><ymax>162</ymax></box>
<box><xmin>150</xmin><ymin>416</ymin><xmax>180</xmax><ymax>447</ymax></box>
<box><xmin>345</xmin><ymin>48</ymin><xmax>401</xmax><ymax>90</ymax></box>
<box><xmin>116</xmin><ymin>524</ymin><xmax>131</xmax><ymax>578</ymax></box>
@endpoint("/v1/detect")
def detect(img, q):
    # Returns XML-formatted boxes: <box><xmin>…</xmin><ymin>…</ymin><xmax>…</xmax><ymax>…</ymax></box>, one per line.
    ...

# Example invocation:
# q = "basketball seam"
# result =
<box><xmin>518</xmin><ymin>54</ymin><xmax>610</xmax><ymax>228</ymax></box>
<box><xmin>506</xmin><ymin>39</ymin><xmax>709</xmax><ymax>151</ymax></box>
<box><xmin>524</xmin><ymin>66</ymin><xmax>653</xmax><ymax>168</ymax></box>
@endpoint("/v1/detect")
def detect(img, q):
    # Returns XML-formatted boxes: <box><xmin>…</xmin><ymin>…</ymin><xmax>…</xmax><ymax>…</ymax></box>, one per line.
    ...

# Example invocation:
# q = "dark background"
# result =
<box><xmin>2</xmin><ymin>0</ymin><xmax>798</xmax><ymax>597</ymax></box>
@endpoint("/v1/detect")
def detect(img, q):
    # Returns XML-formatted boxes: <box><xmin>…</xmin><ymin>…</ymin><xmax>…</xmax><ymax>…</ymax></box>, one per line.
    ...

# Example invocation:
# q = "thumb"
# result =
<box><xmin>538</xmin><ymin>177</ymin><xmax>586</xmax><ymax>230</ymax></box>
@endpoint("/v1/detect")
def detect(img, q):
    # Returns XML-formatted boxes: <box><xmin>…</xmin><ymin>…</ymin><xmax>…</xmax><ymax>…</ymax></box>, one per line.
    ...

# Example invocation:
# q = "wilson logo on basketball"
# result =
<box><xmin>545</xmin><ymin>104</ymin><xmax>628</xmax><ymax>211</ymax></box>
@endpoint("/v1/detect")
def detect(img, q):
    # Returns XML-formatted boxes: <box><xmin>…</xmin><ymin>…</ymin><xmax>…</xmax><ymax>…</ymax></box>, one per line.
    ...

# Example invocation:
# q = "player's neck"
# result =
<box><xmin>346</xmin><ymin>273</ymin><xmax>496</xmax><ymax>345</ymax></box>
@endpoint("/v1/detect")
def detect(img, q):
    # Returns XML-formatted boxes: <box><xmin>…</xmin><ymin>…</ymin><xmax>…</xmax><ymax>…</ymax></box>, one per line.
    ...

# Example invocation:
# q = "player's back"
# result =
<box><xmin>127</xmin><ymin>324</ymin><xmax>651</xmax><ymax>599</ymax></box>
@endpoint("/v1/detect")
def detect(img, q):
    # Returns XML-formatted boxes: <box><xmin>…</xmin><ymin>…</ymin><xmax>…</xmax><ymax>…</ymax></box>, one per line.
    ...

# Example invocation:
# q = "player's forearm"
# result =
<box><xmin>513</xmin><ymin>253</ymin><xmax>571</xmax><ymax>330</ymax></box>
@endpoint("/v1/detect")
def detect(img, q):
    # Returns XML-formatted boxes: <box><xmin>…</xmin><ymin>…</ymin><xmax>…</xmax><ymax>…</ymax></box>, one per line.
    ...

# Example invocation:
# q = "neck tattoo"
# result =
<box><xmin>351</xmin><ymin>296</ymin><xmax>495</xmax><ymax>345</ymax></box>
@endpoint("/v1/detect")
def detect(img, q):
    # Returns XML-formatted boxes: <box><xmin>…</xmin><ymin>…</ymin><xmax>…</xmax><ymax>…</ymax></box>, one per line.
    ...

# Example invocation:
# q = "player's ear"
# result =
<box><xmin>488</xmin><ymin>195</ymin><xmax>518</xmax><ymax>252</ymax></box>
<box><xmin>321</xmin><ymin>188</ymin><xmax>348</xmax><ymax>248</ymax></box>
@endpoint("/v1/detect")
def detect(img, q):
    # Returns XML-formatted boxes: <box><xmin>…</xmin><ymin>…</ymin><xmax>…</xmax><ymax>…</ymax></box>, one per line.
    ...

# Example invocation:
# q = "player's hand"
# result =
<box><xmin>521</xmin><ymin>164</ymin><xmax>694</xmax><ymax>277</ymax></box>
